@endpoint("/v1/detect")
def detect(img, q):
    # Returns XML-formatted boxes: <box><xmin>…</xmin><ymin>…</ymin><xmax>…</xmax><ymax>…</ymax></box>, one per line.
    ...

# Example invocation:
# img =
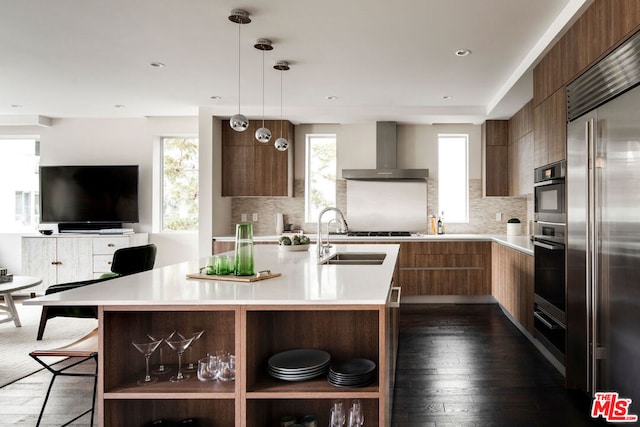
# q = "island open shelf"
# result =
<box><xmin>104</xmin><ymin>399</ymin><xmax>235</xmax><ymax>426</ymax></box>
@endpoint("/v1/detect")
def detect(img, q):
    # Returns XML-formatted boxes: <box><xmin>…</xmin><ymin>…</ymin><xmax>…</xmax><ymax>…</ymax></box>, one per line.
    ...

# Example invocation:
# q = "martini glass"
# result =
<box><xmin>147</xmin><ymin>330</ymin><xmax>175</xmax><ymax>375</ymax></box>
<box><xmin>165</xmin><ymin>334</ymin><xmax>194</xmax><ymax>382</ymax></box>
<box><xmin>132</xmin><ymin>336</ymin><xmax>163</xmax><ymax>386</ymax></box>
<box><xmin>184</xmin><ymin>329</ymin><xmax>205</xmax><ymax>372</ymax></box>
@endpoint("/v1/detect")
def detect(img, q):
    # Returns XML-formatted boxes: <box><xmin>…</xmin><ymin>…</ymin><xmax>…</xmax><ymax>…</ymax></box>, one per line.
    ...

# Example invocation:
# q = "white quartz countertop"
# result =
<box><xmin>214</xmin><ymin>234</ymin><xmax>534</xmax><ymax>256</ymax></box>
<box><xmin>25</xmin><ymin>244</ymin><xmax>400</xmax><ymax>307</ymax></box>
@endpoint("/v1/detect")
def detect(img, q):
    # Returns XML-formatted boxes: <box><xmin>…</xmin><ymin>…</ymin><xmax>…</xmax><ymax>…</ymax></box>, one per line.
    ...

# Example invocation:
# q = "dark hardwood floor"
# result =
<box><xmin>391</xmin><ymin>304</ymin><xmax>605</xmax><ymax>427</ymax></box>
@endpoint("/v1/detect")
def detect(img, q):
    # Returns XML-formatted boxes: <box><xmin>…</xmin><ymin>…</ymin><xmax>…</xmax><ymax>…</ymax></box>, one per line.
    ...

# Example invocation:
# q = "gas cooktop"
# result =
<box><xmin>346</xmin><ymin>231</ymin><xmax>411</xmax><ymax>237</ymax></box>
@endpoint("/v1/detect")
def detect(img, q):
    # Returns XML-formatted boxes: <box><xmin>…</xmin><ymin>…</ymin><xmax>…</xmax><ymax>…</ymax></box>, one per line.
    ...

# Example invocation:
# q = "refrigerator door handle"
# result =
<box><xmin>588</xmin><ymin>117</ymin><xmax>599</xmax><ymax>396</ymax></box>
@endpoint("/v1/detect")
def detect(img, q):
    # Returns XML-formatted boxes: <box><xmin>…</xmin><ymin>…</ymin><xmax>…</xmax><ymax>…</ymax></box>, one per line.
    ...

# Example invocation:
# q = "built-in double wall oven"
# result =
<box><xmin>533</xmin><ymin>160</ymin><xmax>566</xmax><ymax>365</ymax></box>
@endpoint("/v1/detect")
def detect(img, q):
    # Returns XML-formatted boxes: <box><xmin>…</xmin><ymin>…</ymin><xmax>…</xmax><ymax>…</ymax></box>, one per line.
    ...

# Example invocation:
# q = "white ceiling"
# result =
<box><xmin>0</xmin><ymin>0</ymin><xmax>590</xmax><ymax>125</ymax></box>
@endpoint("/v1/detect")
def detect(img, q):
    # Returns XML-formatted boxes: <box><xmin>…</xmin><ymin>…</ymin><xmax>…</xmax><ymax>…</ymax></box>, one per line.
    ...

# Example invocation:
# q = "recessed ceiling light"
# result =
<box><xmin>455</xmin><ymin>49</ymin><xmax>471</xmax><ymax>57</ymax></box>
<box><xmin>210</xmin><ymin>95</ymin><xmax>222</xmax><ymax>100</ymax></box>
<box><xmin>442</xmin><ymin>95</ymin><xmax>453</xmax><ymax>100</ymax></box>
<box><xmin>114</xmin><ymin>104</ymin><xmax>125</xmax><ymax>108</ymax></box>
<box><xmin>326</xmin><ymin>96</ymin><xmax>338</xmax><ymax>100</ymax></box>
<box><xmin>11</xmin><ymin>104</ymin><xmax>22</xmax><ymax>108</ymax></box>
<box><xmin>150</xmin><ymin>62</ymin><xmax>165</xmax><ymax>68</ymax></box>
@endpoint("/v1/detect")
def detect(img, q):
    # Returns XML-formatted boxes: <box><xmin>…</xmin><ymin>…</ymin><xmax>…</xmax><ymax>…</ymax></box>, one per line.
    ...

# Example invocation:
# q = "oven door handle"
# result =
<box><xmin>534</xmin><ymin>311</ymin><xmax>563</xmax><ymax>330</ymax></box>
<box><xmin>533</xmin><ymin>240</ymin><xmax>564</xmax><ymax>251</ymax></box>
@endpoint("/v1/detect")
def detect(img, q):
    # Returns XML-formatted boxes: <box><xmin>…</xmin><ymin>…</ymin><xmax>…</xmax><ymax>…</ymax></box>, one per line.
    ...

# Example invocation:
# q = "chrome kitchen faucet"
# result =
<box><xmin>317</xmin><ymin>207</ymin><xmax>349</xmax><ymax>257</ymax></box>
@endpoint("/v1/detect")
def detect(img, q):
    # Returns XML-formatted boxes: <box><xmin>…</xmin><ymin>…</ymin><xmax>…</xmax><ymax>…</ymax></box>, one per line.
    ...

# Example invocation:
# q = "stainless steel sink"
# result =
<box><xmin>319</xmin><ymin>252</ymin><xmax>386</xmax><ymax>265</ymax></box>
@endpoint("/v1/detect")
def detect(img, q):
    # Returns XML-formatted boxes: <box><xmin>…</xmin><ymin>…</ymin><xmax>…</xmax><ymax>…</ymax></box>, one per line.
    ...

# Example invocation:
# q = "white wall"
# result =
<box><xmin>0</xmin><ymin>116</ymin><xmax>200</xmax><ymax>273</ymax></box>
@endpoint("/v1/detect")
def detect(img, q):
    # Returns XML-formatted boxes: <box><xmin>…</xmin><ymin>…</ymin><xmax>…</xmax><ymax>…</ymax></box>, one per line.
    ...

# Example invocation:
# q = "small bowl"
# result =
<box><xmin>39</xmin><ymin>229</ymin><xmax>53</xmax><ymax>236</ymax></box>
<box><xmin>278</xmin><ymin>244</ymin><xmax>310</xmax><ymax>252</ymax></box>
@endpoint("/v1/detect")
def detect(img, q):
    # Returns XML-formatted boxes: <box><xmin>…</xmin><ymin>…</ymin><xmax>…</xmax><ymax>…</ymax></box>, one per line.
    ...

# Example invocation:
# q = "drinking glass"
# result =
<box><xmin>348</xmin><ymin>399</ymin><xmax>364</xmax><ymax>426</ymax></box>
<box><xmin>216</xmin><ymin>255</ymin><xmax>232</xmax><ymax>275</ymax></box>
<box><xmin>165</xmin><ymin>335</ymin><xmax>194</xmax><ymax>382</ymax></box>
<box><xmin>218</xmin><ymin>352</ymin><xmax>236</xmax><ymax>382</ymax></box>
<box><xmin>147</xmin><ymin>330</ymin><xmax>175</xmax><ymax>375</ymax></box>
<box><xmin>330</xmin><ymin>401</ymin><xmax>345</xmax><ymax>426</ymax></box>
<box><xmin>184</xmin><ymin>329</ymin><xmax>205</xmax><ymax>372</ymax></box>
<box><xmin>132</xmin><ymin>336</ymin><xmax>163</xmax><ymax>386</ymax></box>
<box><xmin>196</xmin><ymin>355</ymin><xmax>218</xmax><ymax>382</ymax></box>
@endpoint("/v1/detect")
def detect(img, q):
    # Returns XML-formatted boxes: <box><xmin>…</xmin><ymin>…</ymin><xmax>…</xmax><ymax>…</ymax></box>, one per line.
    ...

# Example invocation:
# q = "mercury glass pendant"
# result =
<box><xmin>228</xmin><ymin>9</ymin><xmax>251</xmax><ymax>132</ymax></box>
<box><xmin>273</xmin><ymin>60</ymin><xmax>290</xmax><ymax>152</ymax></box>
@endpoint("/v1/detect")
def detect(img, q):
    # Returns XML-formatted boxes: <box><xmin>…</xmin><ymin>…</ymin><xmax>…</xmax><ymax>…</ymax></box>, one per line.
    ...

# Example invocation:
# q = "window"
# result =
<box><xmin>438</xmin><ymin>134</ymin><xmax>469</xmax><ymax>223</ymax></box>
<box><xmin>305</xmin><ymin>134</ymin><xmax>337</xmax><ymax>223</ymax></box>
<box><xmin>0</xmin><ymin>138</ymin><xmax>40</xmax><ymax>232</ymax></box>
<box><xmin>161</xmin><ymin>137</ymin><xmax>199</xmax><ymax>231</ymax></box>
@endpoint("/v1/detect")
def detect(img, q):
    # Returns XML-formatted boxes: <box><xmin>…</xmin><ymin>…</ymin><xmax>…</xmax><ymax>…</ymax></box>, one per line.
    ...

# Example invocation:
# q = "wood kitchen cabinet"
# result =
<box><xmin>221</xmin><ymin>119</ymin><xmax>294</xmax><ymax>197</ymax></box>
<box><xmin>99</xmin><ymin>303</ymin><xmax>396</xmax><ymax>426</ymax></box>
<box><xmin>491</xmin><ymin>242</ymin><xmax>534</xmax><ymax>334</ymax></box>
<box><xmin>508</xmin><ymin>100</ymin><xmax>534</xmax><ymax>196</ymax></box>
<box><xmin>533</xmin><ymin>89</ymin><xmax>566</xmax><ymax>168</ymax></box>
<box><xmin>399</xmin><ymin>241</ymin><xmax>491</xmax><ymax>296</ymax></box>
<box><xmin>481</xmin><ymin>120</ymin><xmax>509</xmax><ymax>197</ymax></box>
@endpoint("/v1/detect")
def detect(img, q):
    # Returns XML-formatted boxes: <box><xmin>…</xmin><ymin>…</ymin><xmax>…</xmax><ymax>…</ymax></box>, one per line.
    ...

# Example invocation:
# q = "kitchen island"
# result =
<box><xmin>25</xmin><ymin>244</ymin><xmax>401</xmax><ymax>426</ymax></box>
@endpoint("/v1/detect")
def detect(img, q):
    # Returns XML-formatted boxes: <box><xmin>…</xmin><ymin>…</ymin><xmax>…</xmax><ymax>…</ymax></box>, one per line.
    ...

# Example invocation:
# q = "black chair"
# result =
<box><xmin>36</xmin><ymin>244</ymin><xmax>157</xmax><ymax>340</ymax></box>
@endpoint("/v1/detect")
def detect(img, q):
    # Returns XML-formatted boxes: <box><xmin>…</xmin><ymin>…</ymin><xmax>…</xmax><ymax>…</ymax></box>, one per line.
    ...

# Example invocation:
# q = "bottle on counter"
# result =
<box><xmin>437</xmin><ymin>212</ymin><xmax>445</xmax><ymax>235</ymax></box>
<box><xmin>430</xmin><ymin>215</ymin><xmax>437</xmax><ymax>235</ymax></box>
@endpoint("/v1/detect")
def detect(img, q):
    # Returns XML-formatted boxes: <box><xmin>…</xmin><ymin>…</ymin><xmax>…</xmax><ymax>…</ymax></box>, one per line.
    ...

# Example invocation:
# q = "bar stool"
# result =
<box><xmin>29</xmin><ymin>328</ymin><xmax>99</xmax><ymax>427</ymax></box>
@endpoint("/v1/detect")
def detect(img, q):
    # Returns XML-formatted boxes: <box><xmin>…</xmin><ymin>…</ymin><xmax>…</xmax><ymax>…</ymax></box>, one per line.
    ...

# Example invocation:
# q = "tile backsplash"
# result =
<box><xmin>229</xmin><ymin>179</ymin><xmax>530</xmax><ymax>236</ymax></box>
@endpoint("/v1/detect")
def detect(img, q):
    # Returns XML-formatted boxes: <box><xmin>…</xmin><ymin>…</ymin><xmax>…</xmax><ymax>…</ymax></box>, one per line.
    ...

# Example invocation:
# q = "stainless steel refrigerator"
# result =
<box><xmin>566</xmin><ymin>29</ymin><xmax>640</xmax><ymax>403</ymax></box>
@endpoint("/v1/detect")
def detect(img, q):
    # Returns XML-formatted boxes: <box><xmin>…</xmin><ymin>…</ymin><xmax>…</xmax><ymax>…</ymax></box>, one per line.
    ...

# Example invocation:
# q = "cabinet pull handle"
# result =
<box><xmin>51</xmin><ymin>261</ymin><xmax>62</xmax><ymax>265</ymax></box>
<box><xmin>107</xmin><ymin>243</ymin><xmax>115</xmax><ymax>247</ymax></box>
<box><xmin>107</xmin><ymin>261</ymin><xmax>112</xmax><ymax>265</ymax></box>
<box><xmin>389</xmin><ymin>286</ymin><xmax>401</xmax><ymax>308</ymax></box>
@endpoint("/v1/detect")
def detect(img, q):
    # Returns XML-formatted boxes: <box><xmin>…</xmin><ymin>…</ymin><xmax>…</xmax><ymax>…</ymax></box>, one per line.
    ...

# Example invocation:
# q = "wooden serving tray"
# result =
<box><xmin>186</xmin><ymin>270</ymin><xmax>281</xmax><ymax>283</ymax></box>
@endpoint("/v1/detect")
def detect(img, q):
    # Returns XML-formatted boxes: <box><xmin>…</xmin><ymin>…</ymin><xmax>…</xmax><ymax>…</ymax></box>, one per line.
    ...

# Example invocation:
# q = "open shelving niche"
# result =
<box><xmin>98</xmin><ymin>301</ymin><xmax>396</xmax><ymax>426</ymax></box>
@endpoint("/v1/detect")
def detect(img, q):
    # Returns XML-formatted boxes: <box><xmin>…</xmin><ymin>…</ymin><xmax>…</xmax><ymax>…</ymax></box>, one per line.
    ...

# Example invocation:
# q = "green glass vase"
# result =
<box><xmin>234</xmin><ymin>223</ymin><xmax>254</xmax><ymax>276</ymax></box>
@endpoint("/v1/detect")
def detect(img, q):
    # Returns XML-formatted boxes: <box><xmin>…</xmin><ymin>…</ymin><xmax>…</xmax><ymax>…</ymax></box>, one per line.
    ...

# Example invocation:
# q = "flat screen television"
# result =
<box><xmin>40</xmin><ymin>165</ymin><xmax>139</xmax><ymax>230</ymax></box>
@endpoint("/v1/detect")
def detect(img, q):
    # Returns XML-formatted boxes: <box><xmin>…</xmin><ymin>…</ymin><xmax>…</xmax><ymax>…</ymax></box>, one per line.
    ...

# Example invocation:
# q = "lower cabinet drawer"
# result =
<box><xmin>92</xmin><ymin>237</ymin><xmax>129</xmax><ymax>255</ymax></box>
<box><xmin>93</xmin><ymin>254</ymin><xmax>114</xmax><ymax>273</ymax></box>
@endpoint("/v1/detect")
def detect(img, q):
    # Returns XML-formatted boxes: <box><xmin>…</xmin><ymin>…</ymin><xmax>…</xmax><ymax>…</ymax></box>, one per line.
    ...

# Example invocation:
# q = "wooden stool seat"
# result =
<box><xmin>29</xmin><ymin>328</ymin><xmax>99</xmax><ymax>427</ymax></box>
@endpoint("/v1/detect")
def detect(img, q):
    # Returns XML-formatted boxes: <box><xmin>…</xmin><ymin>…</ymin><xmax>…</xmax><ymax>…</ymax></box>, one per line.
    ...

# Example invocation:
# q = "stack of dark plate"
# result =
<box><xmin>328</xmin><ymin>358</ymin><xmax>376</xmax><ymax>387</ymax></box>
<box><xmin>267</xmin><ymin>349</ymin><xmax>331</xmax><ymax>382</ymax></box>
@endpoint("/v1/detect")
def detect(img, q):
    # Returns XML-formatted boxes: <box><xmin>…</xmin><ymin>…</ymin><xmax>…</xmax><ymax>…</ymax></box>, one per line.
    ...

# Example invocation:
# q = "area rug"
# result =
<box><xmin>0</xmin><ymin>297</ymin><xmax>97</xmax><ymax>387</ymax></box>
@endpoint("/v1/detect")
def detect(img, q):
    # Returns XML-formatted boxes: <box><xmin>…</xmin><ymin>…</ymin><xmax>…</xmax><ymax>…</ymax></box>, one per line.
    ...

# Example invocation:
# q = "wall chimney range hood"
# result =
<box><xmin>342</xmin><ymin>122</ymin><xmax>428</xmax><ymax>181</ymax></box>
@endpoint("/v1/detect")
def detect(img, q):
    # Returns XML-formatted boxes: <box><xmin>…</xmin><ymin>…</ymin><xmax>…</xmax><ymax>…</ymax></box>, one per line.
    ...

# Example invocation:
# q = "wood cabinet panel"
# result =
<box><xmin>221</xmin><ymin>119</ymin><xmax>294</xmax><ymax>197</ymax></box>
<box><xmin>482</xmin><ymin>120</ymin><xmax>509</xmax><ymax>197</ymax></box>
<box><xmin>399</xmin><ymin>241</ymin><xmax>491</xmax><ymax>296</ymax></box>
<box><xmin>491</xmin><ymin>243</ymin><xmax>534</xmax><ymax>334</ymax></box>
<box><xmin>534</xmin><ymin>88</ymin><xmax>566</xmax><ymax>168</ymax></box>
<box><xmin>534</xmin><ymin>0</ymin><xmax>640</xmax><ymax>106</ymax></box>
<box><xmin>508</xmin><ymin>100</ymin><xmax>534</xmax><ymax>196</ymax></box>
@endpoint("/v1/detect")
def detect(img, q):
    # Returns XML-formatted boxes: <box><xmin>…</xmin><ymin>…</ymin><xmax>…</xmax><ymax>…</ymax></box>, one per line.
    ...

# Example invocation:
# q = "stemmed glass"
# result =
<box><xmin>147</xmin><ymin>330</ymin><xmax>175</xmax><ymax>374</ymax></box>
<box><xmin>165</xmin><ymin>334</ymin><xmax>195</xmax><ymax>382</ymax></box>
<box><xmin>132</xmin><ymin>336</ymin><xmax>163</xmax><ymax>386</ymax></box>
<box><xmin>183</xmin><ymin>329</ymin><xmax>205</xmax><ymax>372</ymax></box>
<box><xmin>330</xmin><ymin>401</ymin><xmax>345</xmax><ymax>426</ymax></box>
<box><xmin>348</xmin><ymin>399</ymin><xmax>364</xmax><ymax>426</ymax></box>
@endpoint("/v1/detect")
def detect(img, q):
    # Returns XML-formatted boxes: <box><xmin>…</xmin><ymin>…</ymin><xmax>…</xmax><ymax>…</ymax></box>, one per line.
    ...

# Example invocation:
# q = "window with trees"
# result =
<box><xmin>438</xmin><ymin>134</ymin><xmax>469</xmax><ymax>223</ymax></box>
<box><xmin>0</xmin><ymin>138</ymin><xmax>40</xmax><ymax>232</ymax></box>
<box><xmin>305</xmin><ymin>134</ymin><xmax>337</xmax><ymax>223</ymax></box>
<box><xmin>161</xmin><ymin>137</ymin><xmax>199</xmax><ymax>231</ymax></box>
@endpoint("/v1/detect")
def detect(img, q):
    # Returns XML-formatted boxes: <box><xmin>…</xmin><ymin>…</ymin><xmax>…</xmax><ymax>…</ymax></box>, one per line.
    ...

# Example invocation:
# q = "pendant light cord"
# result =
<box><xmin>237</xmin><ymin>23</ymin><xmax>241</xmax><ymax>114</ymax></box>
<box><xmin>280</xmin><ymin>70</ymin><xmax>283</xmax><ymax>137</ymax></box>
<box><xmin>262</xmin><ymin>49</ymin><xmax>265</xmax><ymax>127</ymax></box>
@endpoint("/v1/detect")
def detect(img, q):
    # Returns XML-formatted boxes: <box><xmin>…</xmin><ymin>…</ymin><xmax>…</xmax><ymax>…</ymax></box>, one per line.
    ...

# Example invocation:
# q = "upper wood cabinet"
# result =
<box><xmin>533</xmin><ymin>89</ymin><xmax>566</xmax><ymax>168</ymax></box>
<box><xmin>508</xmin><ymin>100</ymin><xmax>534</xmax><ymax>196</ymax></box>
<box><xmin>481</xmin><ymin>120</ymin><xmax>509</xmax><ymax>197</ymax></box>
<box><xmin>221</xmin><ymin>119</ymin><xmax>294</xmax><ymax>197</ymax></box>
<box><xmin>534</xmin><ymin>0</ymin><xmax>640</xmax><ymax>106</ymax></box>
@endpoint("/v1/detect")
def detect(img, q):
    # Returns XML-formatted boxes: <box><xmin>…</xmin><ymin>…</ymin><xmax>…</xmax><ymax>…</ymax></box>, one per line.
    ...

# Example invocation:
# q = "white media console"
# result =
<box><xmin>21</xmin><ymin>233</ymin><xmax>149</xmax><ymax>295</ymax></box>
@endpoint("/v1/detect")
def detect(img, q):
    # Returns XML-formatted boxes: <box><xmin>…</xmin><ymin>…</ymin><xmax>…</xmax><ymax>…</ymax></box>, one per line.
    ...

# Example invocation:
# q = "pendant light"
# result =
<box><xmin>228</xmin><ymin>9</ymin><xmax>251</xmax><ymax>132</ymax></box>
<box><xmin>273</xmin><ymin>60</ymin><xmax>290</xmax><ymax>151</ymax></box>
<box><xmin>254</xmin><ymin>39</ymin><xmax>273</xmax><ymax>143</ymax></box>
